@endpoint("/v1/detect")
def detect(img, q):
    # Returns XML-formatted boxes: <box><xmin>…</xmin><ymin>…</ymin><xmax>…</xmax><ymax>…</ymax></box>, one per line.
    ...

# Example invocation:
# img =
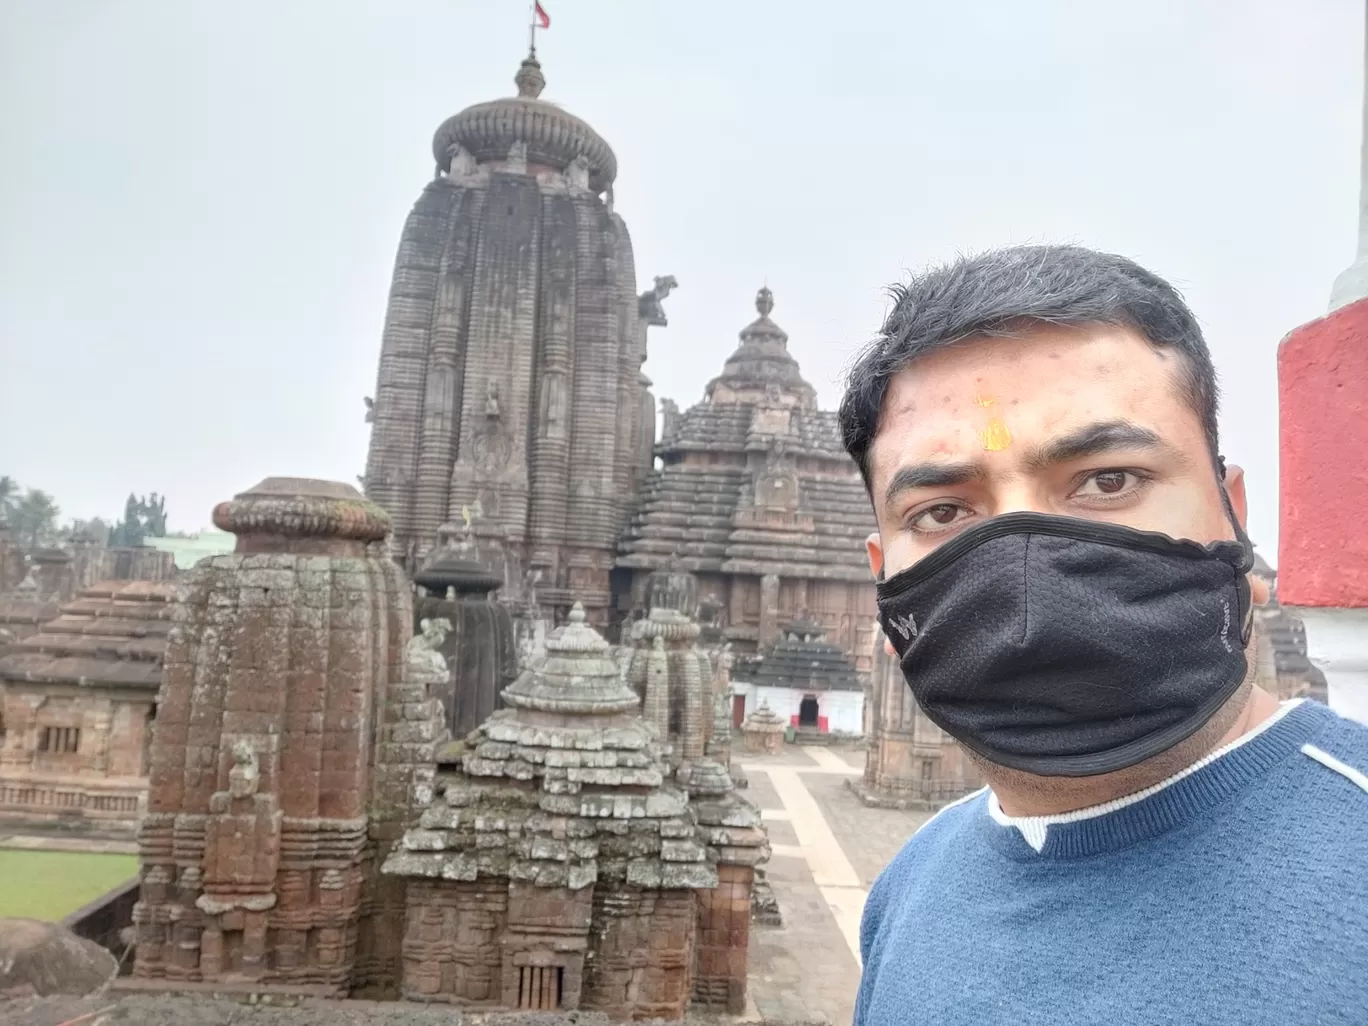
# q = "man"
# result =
<box><xmin>843</xmin><ymin>245</ymin><xmax>1368</xmax><ymax>1025</ymax></box>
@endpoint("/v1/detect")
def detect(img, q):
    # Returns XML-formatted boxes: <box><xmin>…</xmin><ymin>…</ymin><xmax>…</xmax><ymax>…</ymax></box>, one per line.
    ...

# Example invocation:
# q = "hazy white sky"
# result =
<box><xmin>1</xmin><ymin>1</ymin><xmax>1363</xmax><ymax>562</ymax></box>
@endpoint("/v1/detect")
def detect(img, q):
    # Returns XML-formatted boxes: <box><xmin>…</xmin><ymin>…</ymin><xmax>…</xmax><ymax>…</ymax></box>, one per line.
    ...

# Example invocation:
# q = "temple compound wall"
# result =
<box><xmin>0</xmin><ymin>580</ymin><xmax>176</xmax><ymax>834</ymax></box>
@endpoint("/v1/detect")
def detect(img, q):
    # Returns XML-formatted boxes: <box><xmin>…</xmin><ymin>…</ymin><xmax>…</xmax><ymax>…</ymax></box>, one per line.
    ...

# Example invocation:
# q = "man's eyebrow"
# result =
<box><xmin>1023</xmin><ymin>420</ymin><xmax>1185</xmax><ymax>470</ymax></box>
<box><xmin>882</xmin><ymin>460</ymin><xmax>983</xmax><ymax>512</ymax></box>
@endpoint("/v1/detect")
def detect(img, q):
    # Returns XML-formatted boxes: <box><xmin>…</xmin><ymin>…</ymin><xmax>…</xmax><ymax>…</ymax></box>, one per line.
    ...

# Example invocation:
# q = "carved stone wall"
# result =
<box><xmin>131</xmin><ymin>478</ymin><xmax>424</xmax><ymax>995</ymax></box>
<box><xmin>0</xmin><ymin>581</ymin><xmax>175</xmax><ymax>835</ymax></box>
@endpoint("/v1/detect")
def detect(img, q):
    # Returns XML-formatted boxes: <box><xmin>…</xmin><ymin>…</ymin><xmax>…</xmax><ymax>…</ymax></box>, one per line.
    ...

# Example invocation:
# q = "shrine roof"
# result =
<box><xmin>0</xmin><ymin>579</ymin><xmax>177</xmax><ymax>689</ymax></box>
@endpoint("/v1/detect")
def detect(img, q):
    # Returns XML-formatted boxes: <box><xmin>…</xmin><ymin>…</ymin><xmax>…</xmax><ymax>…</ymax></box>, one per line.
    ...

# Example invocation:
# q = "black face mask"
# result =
<box><xmin>876</xmin><ymin>512</ymin><xmax>1255</xmax><ymax>777</ymax></box>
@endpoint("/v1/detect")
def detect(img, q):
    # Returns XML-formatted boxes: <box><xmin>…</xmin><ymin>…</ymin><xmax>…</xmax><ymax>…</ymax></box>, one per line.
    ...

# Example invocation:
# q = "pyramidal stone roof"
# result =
<box><xmin>0</xmin><ymin>579</ymin><xmax>177</xmax><ymax>689</ymax></box>
<box><xmin>384</xmin><ymin>604</ymin><xmax>718</xmax><ymax>891</ymax></box>
<box><xmin>743</xmin><ymin>618</ymin><xmax>862</xmax><ymax>692</ymax></box>
<box><xmin>619</xmin><ymin>289</ymin><xmax>874</xmax><ymax>580</ymax></box>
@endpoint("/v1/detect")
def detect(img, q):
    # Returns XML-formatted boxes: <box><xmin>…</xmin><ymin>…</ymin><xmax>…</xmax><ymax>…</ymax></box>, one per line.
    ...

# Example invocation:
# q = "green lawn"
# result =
<box><xmin>0</xmin><ymin>850</ymin><xmax>139</xmax><ymax>921</ymax></box>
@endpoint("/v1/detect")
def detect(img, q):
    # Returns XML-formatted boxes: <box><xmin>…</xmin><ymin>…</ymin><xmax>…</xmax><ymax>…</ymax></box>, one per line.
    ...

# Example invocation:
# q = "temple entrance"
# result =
<box><xmin>798</xmin><ymin>695</ymin><xmax>819</xmax><ymax>728</ymax></box>
<box><xmin>733</xmin><ymin>694</ymin><xmax>746</xmax><ymax>728</ymax></box>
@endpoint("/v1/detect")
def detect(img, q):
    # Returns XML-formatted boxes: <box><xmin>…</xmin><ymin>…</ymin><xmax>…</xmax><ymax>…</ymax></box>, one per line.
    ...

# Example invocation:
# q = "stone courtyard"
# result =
<box><xmin>739</xmin><ymin>744</ymin><xmax>931</xmax><ymax>1026</ymax></box>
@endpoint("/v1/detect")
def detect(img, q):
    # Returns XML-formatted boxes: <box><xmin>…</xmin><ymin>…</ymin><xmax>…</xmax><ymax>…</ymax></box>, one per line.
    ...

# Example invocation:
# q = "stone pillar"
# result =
<box><xmin>1280</xmin><ymin>298</ymin><xmax>1368</xmax><ymax>724</ymax></box>
<box><xmin>133</xmin><ymin>477</ymin><xmax>413</xmax><ymax>994</ymax></box>
<box><xmin>679</xmin><ymin>759</ymin><xmax>768</xmax><ymax>1014</ymax></box>
<box><xmin>759</xmin><ymin>574</ymin><xmax>780</xmax><ymax>650</ymax></box>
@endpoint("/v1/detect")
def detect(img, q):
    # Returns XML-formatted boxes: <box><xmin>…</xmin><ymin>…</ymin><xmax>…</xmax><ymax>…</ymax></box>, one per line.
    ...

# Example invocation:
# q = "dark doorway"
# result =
<box><xmin>732</xmin><ymin>694</ymin><xmax>747</xmax><ymax>728</ymax></box>
<box><xmin>798</xmin><ymin>695</ymin><xmax>819</xmax><ymax>727</ymax></box>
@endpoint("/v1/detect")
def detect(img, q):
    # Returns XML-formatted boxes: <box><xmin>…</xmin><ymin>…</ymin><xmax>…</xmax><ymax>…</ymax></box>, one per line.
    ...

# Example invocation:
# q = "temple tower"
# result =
<box><xmin>619</xmin><ymin>288</ymin><xmax>877</xmax><ymax>661</ymax></box>
<box><xmin>131</xmin><ymin>478</ymin><xmax>435</xmax><ymax>994</ymax></box>
<box><xmin>363</xmin><ymin>53</ymin><xmax>674</xmax><ymax>625</ymax></box>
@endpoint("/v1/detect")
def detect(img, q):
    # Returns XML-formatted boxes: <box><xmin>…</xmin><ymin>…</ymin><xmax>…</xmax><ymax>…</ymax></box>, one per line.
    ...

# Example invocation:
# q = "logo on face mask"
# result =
<box><xmin>886</xmin><ymin>612</ymin><xmax>919</xmax><ymax>641</ymax></box>
<box><xmin>1219</xmin><ymin>600</ymin><xmax>1233</xmax><ymax>653</ymax></box>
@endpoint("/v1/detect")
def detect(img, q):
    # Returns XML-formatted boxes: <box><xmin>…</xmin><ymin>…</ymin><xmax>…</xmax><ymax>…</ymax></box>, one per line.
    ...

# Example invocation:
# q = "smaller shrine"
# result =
<box><xmin>741</xmin><ymin>702</ymin><xmax>785</xmax><ymax>754</ymax></box>
<box><xmin>733</xmin><ymin>618</ymin><xmax>864</xmax><ymax>738</ymax></box>
<box><xmin>1251</xmin><ymin>551</ymin><xmax>1329</xmax><ymax>703</ymax></box>
<box><xmin>621</xmin><ymin>561</ymin><xmax>714</xmax><ymax>767</ymax></box>
<box><xmin>384</xmin><ymin>602</ymin><xmax>758</xmax><ymax>1018</ymax></box>
<box><xmin>0</xmin><ymin>580</ymin><xmax>176</xmax><ymax>835</ymax></box>
<box><xmin>852</xmin><ymin>627</ymin><xmax>982</xmax><ymax>810</ymax></box>
<box><xmin>0</xmin><ymin>572</ymin><xmax>59</xmax><ymax>650</ymax></box>
<box><xmin>413</xmin><ymin>537</ymin><xmax>518</xmax><ymax>740</ymax></box>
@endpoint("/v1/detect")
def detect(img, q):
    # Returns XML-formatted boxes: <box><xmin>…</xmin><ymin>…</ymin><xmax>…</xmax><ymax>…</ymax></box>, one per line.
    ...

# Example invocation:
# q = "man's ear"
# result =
<box><xmin>866</xmin><ymin>533</ymin><xmax>897</xmax><ymax>655</ymax></box>
<box><xmin>866</xmin><ymin>531</ymin><xmax>883</xmax><ymax>578</ymax></box>
<box><xmin>1223</xmin><ymin>464</ymin><xmax>1249</xmax><ymax>529</ymax></box>
<box><xmin>1223</xmin><ymin>465</ymin><xmax>1270</xmax><ymax>605</ymax></box>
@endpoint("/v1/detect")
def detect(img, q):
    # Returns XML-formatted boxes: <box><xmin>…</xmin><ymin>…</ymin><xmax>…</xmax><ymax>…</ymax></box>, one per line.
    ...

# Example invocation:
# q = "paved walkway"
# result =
<box><xmin>740</xmin><ymin>745</ymin><xmax>933</xmax><ymax>1025</ymax></box>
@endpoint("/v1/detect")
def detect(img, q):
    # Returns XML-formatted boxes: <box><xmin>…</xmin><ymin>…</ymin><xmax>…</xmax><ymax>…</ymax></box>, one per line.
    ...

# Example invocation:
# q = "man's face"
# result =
<box><xmin>865</xmin><ymin>322</ymin><xmax>1250</xmax><ymax>580</ymax></box>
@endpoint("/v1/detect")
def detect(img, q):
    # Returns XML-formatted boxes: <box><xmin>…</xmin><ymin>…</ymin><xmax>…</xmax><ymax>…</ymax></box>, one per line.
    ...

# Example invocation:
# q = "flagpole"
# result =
<box><xmin>528</xmin><ymin>1</ymin><xmax>536</xmax><ymax>55</ymax></box>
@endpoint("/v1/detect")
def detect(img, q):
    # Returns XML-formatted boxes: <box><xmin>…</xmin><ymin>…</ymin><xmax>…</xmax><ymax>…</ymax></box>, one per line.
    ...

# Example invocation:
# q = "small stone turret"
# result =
<box><xmin>622</xmin><ymin>561</ymin><xmax>713</xmax><ymax>765</ymax></box>
<box><xmin>742</xmin><ymin>701</ymin><xmax>786</xmax><ymax>754</ymax></box>
<box><xmin>132</xmin><ymin>478</ymin><xmax>422</xmax><ymax>995</ymax></box>
<box><xmin>413</xmin><ymin>539</ymin><xmax>518</xmax><ymax>739</ymax></box>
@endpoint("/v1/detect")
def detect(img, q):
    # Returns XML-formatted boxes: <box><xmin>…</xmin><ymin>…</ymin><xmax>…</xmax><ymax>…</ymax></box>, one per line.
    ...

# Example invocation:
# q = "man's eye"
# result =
<box><xmin>909</xmin><ymin>503</ymin><xmax>967</xmax><ymax>531</ymax></box>
<box><xmin>1077</xmin><ymin>470</ymin><xmax>1137</xmax><ymax>496</ymax></box>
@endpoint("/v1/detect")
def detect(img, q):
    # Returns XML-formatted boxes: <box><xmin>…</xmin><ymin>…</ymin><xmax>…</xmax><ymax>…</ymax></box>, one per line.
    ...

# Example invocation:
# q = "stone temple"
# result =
<box><xmin>360</xmin><ymin>55</ymin><xmax>878</xmax><ymax>666</ymax></box>
<box><xmin>618</xmin><ymin>288</ymin><xmax>878</xmax><ymax>662</ymax></box>
<box><xmin>363</xmin><ymin>54</ymin><xmax>675</xmax><ymax>627</ymax></box>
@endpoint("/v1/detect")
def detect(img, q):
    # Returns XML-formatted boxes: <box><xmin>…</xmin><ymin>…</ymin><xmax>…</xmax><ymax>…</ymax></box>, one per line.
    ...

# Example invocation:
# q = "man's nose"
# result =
<box><xmin>991</xmin><ymin>482</ymin><xmax>1050</xmax><ymax>518</ymax></box>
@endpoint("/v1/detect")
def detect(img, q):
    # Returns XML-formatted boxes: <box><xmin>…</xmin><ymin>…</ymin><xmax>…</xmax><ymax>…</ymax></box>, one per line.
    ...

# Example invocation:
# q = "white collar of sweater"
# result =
<box><xmin>987</xmin><ymin>699</ymin><xmax>1305</xmax><ymax>853</ymax></box>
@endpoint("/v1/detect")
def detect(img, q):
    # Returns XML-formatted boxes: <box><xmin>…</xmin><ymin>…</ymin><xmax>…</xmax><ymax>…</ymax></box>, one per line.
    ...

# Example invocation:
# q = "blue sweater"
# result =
<box><xmin>856</xmin><ymin>700</ymin><xmax>1368</xmax><ymax>1026</ymax></box>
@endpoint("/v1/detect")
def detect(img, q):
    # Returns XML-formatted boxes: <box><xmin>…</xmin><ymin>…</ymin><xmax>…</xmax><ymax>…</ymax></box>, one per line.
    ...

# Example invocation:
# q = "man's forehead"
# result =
<box><xmin>870</xmin><ymin>327</ymin><xmax>1190</xmax><ymax>471</ymax></box>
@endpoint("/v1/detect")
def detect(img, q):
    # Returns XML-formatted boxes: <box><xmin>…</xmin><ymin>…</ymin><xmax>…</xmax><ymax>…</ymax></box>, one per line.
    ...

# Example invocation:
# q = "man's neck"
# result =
<box><xmin>987</xmin><ymin>686</ymin><xmax>1282</xmax><ymax>818</ymax></box>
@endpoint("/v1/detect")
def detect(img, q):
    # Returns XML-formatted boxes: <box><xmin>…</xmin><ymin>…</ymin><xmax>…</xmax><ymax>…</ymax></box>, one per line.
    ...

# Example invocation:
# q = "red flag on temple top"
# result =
<box><xmin>535</xmin><ymin>2</ymin><xmax>550</xmax><ymax>29</ymax></box>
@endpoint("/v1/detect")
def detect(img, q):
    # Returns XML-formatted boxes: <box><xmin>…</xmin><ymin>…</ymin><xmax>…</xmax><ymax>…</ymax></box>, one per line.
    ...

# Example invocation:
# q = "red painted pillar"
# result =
<box><xmin>1278</xmin><ymin>298</ymin><xmax>1368</xmax><ymax>722</ymax></box>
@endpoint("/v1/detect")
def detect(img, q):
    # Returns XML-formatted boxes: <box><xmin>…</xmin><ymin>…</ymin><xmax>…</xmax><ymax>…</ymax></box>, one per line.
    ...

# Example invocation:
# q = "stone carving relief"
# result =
<box><xmin>755</xmin><ymin>443</ymin><xmax>800</xmax><ymax>510</ymax></box>
<box><xmin>538</xmin><ymin>370</ymin><xmax>568</xmax><ymax>439</ymax></box>
<box><xmin>407</xmin><ymin>617</ymin><xmax>452</xmax><ymax>684</ymax></box>
<box><xmin>638</xmin><ymin>275</ymin><xmax>678</xmax><ymax>327</ymax></box>
<box><xmin>660</xmin><ymin>398</ymin><xmax>680</xmax><ymax>442</ymax></box>
<box><xmin>473</xmin><ymin>429</ymin><xmax>512</xmax><ymax>475</ymax></box>
<box><xmin>485</xmin><ymin>381</ymin><xmax>502</xmax><ymax>420</ymax></box>
<box><xmin>448</xmin><ymin>145</ymin><xmax>477</xmax><ymax>178</ymax></box>
<box><xmin>506</xmin><ymin>140</ymin><xmax>528</xmax><ymax>175</ymax></box>
<box><xmin>227</xmin><ymin>740</ymin><xmax>260</xmax><ymax>800</ymax></box>
<box><xmin>566</xmin><ymin>154</ymin><xmax>591</xmax><ymax>191</ymax></box>
<box><xmin>363</xmin><ymin>397</ymin><xmax>374</xmax><ymax>423</ymax></box>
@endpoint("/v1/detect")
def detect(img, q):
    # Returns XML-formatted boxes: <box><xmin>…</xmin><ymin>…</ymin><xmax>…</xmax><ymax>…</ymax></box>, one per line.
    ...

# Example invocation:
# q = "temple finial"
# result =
<box><xmin>755</xmin><ymin>286</ymin><xmax>774</xmax><ymax>319</ymax></box>
<box><xmin>515</xmin><ymin>54</ymin><xmax>545</xmax><ymax>99</ymax></box>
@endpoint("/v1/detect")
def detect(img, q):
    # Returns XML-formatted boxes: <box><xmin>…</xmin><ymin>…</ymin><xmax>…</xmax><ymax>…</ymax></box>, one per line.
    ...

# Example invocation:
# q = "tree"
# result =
<box><xmin>110</xmin><ymin>493</ymin><xmax>170</xmax><ymax>548</ymax></box>
<box><xmin>0</xmin><ymin>476</ymin><xmax>17</xmax><ymax>520</ymax></box>
<box><xmin>11</xmin><ymin>489</ymin><xmax>60</xmax><ymax>551</ymax></box>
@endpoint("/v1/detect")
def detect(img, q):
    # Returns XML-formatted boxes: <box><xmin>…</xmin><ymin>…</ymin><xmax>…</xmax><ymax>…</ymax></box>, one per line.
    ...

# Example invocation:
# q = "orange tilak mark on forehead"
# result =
<box><xmin>978</xmin><ymin>417</ymin><xmax>1012</xmax><ymax>452</ymax></box>
<box><xmin>974</xmin><ymin>394</ymin><xmax>996</xmax><ymax>408</ymax></box>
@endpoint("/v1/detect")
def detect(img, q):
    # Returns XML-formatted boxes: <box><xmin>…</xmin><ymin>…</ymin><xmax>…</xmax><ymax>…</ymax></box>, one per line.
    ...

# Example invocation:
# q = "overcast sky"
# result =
<box><xmin>1</xmin><ymin>1</ymin><xmax>1363</xmax><ymax>561</ymax></box>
